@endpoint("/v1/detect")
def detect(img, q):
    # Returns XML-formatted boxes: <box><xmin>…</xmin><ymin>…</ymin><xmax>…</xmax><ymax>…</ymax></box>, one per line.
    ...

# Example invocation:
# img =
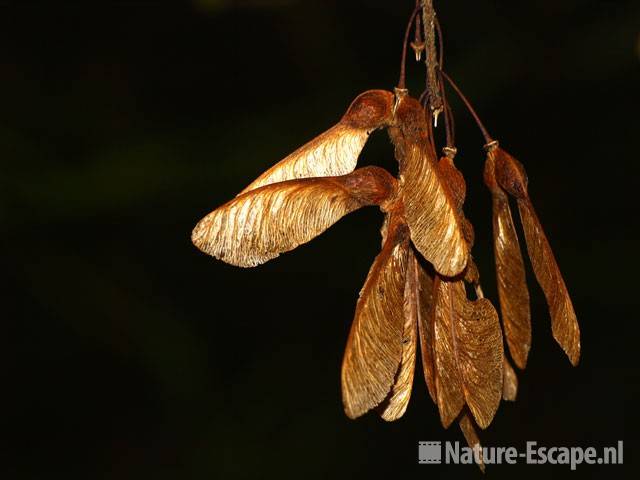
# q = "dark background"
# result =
<box><xmin>2</xmin><ymin>0</ymin><xmax>638</xmax><ymax>478</ymax></box>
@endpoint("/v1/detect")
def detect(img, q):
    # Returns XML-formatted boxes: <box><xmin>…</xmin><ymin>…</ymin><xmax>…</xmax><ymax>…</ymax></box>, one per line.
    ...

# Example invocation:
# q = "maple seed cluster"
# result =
<box><xmin>191</xmin><ymin>5</ymin><xmax>580</xmax><ymax>472</ymax></box>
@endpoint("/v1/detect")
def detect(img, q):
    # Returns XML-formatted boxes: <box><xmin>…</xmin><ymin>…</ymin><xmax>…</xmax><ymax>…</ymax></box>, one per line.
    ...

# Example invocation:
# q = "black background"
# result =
<box><xmin>2</xmin><ymin>0</ymin><xmax>638</xmax><ymax>478</ymax></box>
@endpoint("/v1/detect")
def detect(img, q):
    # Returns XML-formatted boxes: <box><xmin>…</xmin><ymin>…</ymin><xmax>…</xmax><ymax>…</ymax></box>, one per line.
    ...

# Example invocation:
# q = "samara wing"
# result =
<box><xmin>502</xmin><ymin>356</ymin><xmax>518</xmax><ymax>401</ymax></box>
<box><xmin>493</xmin><ymin>147</ymin><xmax>580</xmax><ymax>366</ymax></box>
<box><xmin>409</xmin><ymin>252</ymin><xmax>438</xmax><ymax>404</ymax></box>
<box><xmin>459</xmin><ymin>410</ymin><xmax>486</xmax><ymax>472</ymax></box>
<box><xmin>484</xmin><ymin>151</ymin><xmax>531</xmax><ymax>369</ymax></box>
<box><xmin>240</xmin><ymin>90</ymin><xmax>394</xmax><ymax>194</ymax></box>
<box><xmin>342</xmin><ymin>214</ymin><xmax>410</xmax><ymax>419</ymax></box>
<box><xmin>192</xmin><ymin>166</ymin><xmax>395</xmax><ymax>267</ymax></box>
<box><xmin>389</xmin><ymin>95</ymin><xmax>468</xmax><ymax>277</ymax></box>
<box><xmin>377</xmin><ymin>265</ymin><xmax>418</xmax><ymax>421</ymax></box>
<box><xmin>433</xmin><ymin>278</ymin><xmax>503</xmax><ymax>429</ymax></box>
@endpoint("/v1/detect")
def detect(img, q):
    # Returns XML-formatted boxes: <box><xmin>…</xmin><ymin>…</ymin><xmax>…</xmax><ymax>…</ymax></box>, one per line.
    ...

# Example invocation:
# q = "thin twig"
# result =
<box><xmin>421</xmin><ymin>0</ymin><xmax>443</xmax><ymax>124</ymax></box>
<box><xmin>441</xmin><ymin>70</ymin><xmax>493</xmax><ymax>144</ymax></box>
<box><xmin>439</xmin><ymin>71</ymin><xmax>454</xmax><ymax>148</ymax></box>
<box><xmin>446</xmin><ymin>101</ymin><xmax>456</xmax><ymax>146</ymax></box>
<box><xmin>398</xmin><ymin>4</ymin><xmax>420</xmax><ymax>89</ymax></box>
<box><xmin>410</xmin><ymin>0</ymin><xmax>425</xmax><ymax>61</ymax></box>
<box><xmin>435</xmin><ymin>14</ymin><xmax>444</xmax><ymax>70</ymax></box>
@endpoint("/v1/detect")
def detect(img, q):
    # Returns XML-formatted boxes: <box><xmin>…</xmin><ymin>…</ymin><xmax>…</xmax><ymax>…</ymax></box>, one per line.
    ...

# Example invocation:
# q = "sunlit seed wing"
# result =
<box><xmin>410</xmin><ymin>252</ymin><xmax>438</xmax><ymax>404</ymax></box>
<box><xmin>518</xmin><ymin>199</ymin><xmax>580</xmax><ymax>365</ymax></box>
<box><xmin>484</xmin><ymin>152</ymin><xmax>531</xmax><ymax>369</ymax></box>
<box><xmin>457</xmin><ymin>293</ymin><xmax>503</xmax><ymax>429</ymax></box>
<box><xmin>239</xmin><ymin>123</ymin><xmax>366</xmax><ymax>194</ymax></box>
<box><xmin>378</xmin><ymin>263</ymin><xmax>418</xmax><ymax>421</ymax></box>
<box><xmin>438</xmin><ymin>155</ymin><xmax>466</xmax><ymax>212</ymax></box>
<box><xmin>502</xmin><ymin>356</ymin><xmax>518</xmax><ymax>401</ymax></box>
<box><xmin>493</xmin><ymin>191</ymin><xmax>531</xmax><ymax>368</ymax></box>
<box><xmin>389</xmin><ymin>96</ymin><xmax>468</xmax><ymax>277</ymax></box>
<box><xmin>439</xmin><ymin>155</ymin><xmax>476</xmax><ymax>247</ymax></box>
<box><xmin>433</xmin><ymin>276</ymin><xmax>464</xmax><ymax>427</ymax></box>
<box><xmin>240</xmin><ymin>90</ymin><xmax>394</xmax><ymax>194</ymax></box>
<box><xmin>458</xmin><ymin>411</ymin><xmax>486</xmax><ymax>473</ymax></box>
<box><xmin>494</xmin><ymin>147</ymin><xmax>580</xmax><ymax>366</ymax></box>
<box><xmin>192</xmin><ymin>166</ymin><xmax>395</xmax><ymax>267</ymax></box>
<box><xmin>434</xmin><ymin>278</ymin><xmax>503</xmax><ymax>429</ymax></box>
<box><xmin>341</xmin><ymin>215</ymin><xmax>409</xmax><ymax>419</ymax></box>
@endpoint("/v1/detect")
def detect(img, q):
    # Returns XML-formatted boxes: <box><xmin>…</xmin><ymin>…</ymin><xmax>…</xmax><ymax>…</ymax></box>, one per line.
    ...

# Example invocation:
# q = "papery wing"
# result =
<box><xmin>411</xmin><ymin>253</ymin><xmax>437</xmax><ymax>404</ymax></box>
<box><xmin>433</xmin><ymin>277</ymin><xmax>465</xmax><ymax>427</ymax></box>
<box><xmin>485</xmin><ymin>152</ymin><xmax>531</xmax><ymax>369</ymax></box>
<box><xmin>192</xmin><ymin>166</ymin><xmax>395</xmax><ymax>267</ymax></box>
<box><xmin>459</xmin><ymin>411</ymin><xmax>486</xmax><ymax>473</ymax></box>
<box><xmin>494</xmin><ymin>147</ymin><xmax>580</xmax><ymax>366</ymax></box>
<box><xmin>493</xmin><ymin>191</ymin><xmax>531</xmax><ymax>369</ymax></box>
<box><xmin>390</xmin><ymin>96</ymin><xmax>468</xmax><ymax>276</ymax></box>
<box><xmin>457</xmin><ymin>290</ymin><xmax>503</xmax><ymax>428</ymax></box>
<box><xmin>378</xmin><ymin>265</ymin><xmax>418</xmax><ymax>421</ymax></box>
<box><xmin>438</xmin><ymin>155</ymin><xmax>466</xmax><ymax>211</ymax></box>
<box><xmin>518</xmin><ymin>199</ymin><xmax>580</xmax><ymax>365</ymax></box>
<box><xmin>240</xmin><ymin>90</ymin><xmax>394</xmax><ymax>194</ymax></box>
<box><xmin>502</xmin><ymin>356</ymin><xmax>518</xmax><ymax>401</ymax></box>
<box><xmin>342</xmin><ymin>216</ymin><xmax>409</xmax><ymax>419</ymax></box>
<box><xmin>377</xmin><ymin>246</ymin><xmax>437</xmax><ymax>420</ymax></box>
<box><xmin>434</xmin><ymin>278</ymin><xmax>503</xmax><ymax>429</ymax></box>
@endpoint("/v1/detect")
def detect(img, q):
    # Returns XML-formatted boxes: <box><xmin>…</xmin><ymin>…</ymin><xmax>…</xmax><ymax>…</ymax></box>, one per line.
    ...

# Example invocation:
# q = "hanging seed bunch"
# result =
<box><xmin>191</xmin><ymin>1</ymin><xmax>580</xmax><ymax>470</ymax></box>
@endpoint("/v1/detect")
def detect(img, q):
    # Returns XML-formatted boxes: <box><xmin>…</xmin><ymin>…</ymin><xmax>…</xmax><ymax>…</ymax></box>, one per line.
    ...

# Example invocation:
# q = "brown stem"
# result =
<box><xmin>439</xmin><ymin>72</ymin><xmax>454</xmax><ymax>148</ymax></box>
<box><xmin>398</xmin><ymin>5</ymin><xmax>420</xmax><ymax>90</ymax></box>
<box><xmin>421</xmin><ymin>0</ymin><xmax>443</xmax><ymax>123</ymax></box>
<box><xmin>410</xmin><ymin>6</ymin><xmax>425</xmax><ymax>61</ymax></box>
<box><xmin>434</xmin><ymin>14</ymin><xmax>444</xmax><ymax>70</ymax></box>
<box><xmin>414</xmin><ymin>8</ymin><xmax>423</xmax><ymax>45</ymax></box>
<box><xmin>441</xmin><ymin>70</ymin><xmax>493</xmax><ymax>144</ymax></box>
<box><xmin>445</xmin><ymin>101</ymin><xmax>456</xmax><ymax>146</ymax></box>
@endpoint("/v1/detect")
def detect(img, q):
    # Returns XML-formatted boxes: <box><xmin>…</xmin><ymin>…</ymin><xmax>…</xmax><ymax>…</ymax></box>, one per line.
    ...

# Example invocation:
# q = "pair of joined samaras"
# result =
<box><xmin>484</xmin><ymin>146</ymin><xmax>580</xmax><ymax>367</ymax></box>
<box><xmin>341</xmin><ymin>228</ymin><xmax>502</xmax><ymax>433</ymax></box>
<box><xmin>192</xmin><ymin>90</ymin><xmax>470</xmax><ymax>279</ymax></box>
